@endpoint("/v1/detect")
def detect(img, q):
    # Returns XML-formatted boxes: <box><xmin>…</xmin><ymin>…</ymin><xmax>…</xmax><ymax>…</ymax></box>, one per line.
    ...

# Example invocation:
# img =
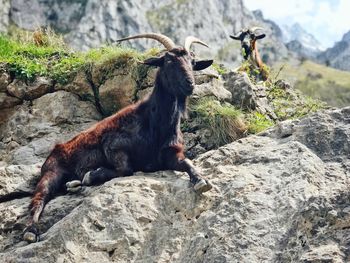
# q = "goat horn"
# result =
<box><xmin>116</xmin><ymin>33</ymin><xmax>176</xmax><ymax>51</ymax></box>
<box><xmin>184</xmin><ymin>36</ymin><xmax>209</xmax><ymax>51</ymax></box>
<box><xmin>249</xmin><ymin>27</ymin><xmax>264</xmax><ymax>33</ymax></box>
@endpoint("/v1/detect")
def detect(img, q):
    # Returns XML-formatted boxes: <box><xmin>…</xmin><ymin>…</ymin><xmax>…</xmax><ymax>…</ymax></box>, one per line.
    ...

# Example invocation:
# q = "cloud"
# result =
<box><xmin>243</xmin><ymin>0</ymin><xmax>350</xmax><ymax>47</ymax></box>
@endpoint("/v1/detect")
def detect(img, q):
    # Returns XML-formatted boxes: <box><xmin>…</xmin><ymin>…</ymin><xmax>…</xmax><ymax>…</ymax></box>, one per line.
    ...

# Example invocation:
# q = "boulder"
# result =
<box><xmin>7</xmin><ymin>77</ymin><xmax>53</xmax><ymax>100</ymax></box>
<box><xmin>0</xmin><ymin>92</ymin><xmax>21</xmax><ymax>109</ymax></box>
<box><xmin>193</xmin><ymin>78</ymin><xmax>232</xmax><ymax>102</ymax></box>
<box><xmin>0</xmin><ymin>91</ymin><xmax>101</xmax><ymax>164</ymax></box>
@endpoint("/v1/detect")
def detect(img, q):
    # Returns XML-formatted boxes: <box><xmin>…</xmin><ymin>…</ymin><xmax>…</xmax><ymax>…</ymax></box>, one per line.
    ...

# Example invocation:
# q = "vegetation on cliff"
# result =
<box><xmin>0</xmin><ymin>31</ymin><xmax>326</xmax><ymax>150</ymax></box>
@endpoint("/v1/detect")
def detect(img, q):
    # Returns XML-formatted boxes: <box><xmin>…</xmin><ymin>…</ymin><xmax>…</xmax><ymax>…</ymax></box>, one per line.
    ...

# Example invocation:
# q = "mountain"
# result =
<box><xmin>281</xmin><ymin>23</ymin><xmax>324</xmax><ymax>58</ymax></box>
<box><xmin>0</xmin><ymin>0</ymin><xmax>289</xmax><ymax>66</ymax></box>
<box><xmin>317</xmin><ymin>30</ymin><xmax>350</xmax><ymax>71</ymax></box>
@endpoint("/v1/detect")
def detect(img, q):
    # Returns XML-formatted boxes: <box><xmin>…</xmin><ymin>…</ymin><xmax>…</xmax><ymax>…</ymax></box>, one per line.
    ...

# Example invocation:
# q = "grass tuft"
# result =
<box><xmin>247</xmin><ymin>112</ymin><xmax>274</xmax><ymax>134</ymax></box>
<box><xmin>191</xmin><ymin>98</ymin><xmax>247</xmax><ymax>146</ymax></box>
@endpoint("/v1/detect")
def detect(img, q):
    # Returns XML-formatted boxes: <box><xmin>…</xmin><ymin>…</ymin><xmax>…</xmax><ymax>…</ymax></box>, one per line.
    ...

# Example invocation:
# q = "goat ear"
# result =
<box><xmin>193</xmin><ymin>59</ymin><xmax>213</xmax><ymax>71</ymax></box>
<box><xmin>230</xmin><ymin>34</ymin><xmax>241</xmax><ymax>40</ymax></box>
<box><xmin>143</xmin><ymin>56</ymin><xmax>164</xmax><ymax>67</ymax></box>
<box><xmin>255</xmin><ymin>33</ymin><xmax>266</xmax><ymax>40</ymax></box>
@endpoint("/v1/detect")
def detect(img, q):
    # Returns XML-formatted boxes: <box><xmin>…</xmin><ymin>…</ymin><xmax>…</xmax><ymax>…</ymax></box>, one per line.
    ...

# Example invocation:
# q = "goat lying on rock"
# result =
<box><xmin>23</xmin><ymin>33</ymin><xmax>214</xmax><ymax>243</ymax></box>
<box><xmin>230</xmin><ymin>27</ymin><xmax>268</xmax><ymax>80</ymax></box>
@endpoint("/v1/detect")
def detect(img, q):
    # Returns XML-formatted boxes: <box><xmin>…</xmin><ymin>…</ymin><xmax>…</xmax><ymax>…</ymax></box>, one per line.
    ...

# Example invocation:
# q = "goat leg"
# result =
<box><xmin>163</xmin><ymin>149</ymin><xmax>212</xmax><ymax>193</ymax></box>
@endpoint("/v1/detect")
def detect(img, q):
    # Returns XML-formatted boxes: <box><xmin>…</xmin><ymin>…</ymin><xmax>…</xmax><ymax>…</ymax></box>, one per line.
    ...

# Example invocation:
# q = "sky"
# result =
<box><xmin>243</xmin><ymin>0</ymin><xmax>350</xmax><ymax>48</ymax></box>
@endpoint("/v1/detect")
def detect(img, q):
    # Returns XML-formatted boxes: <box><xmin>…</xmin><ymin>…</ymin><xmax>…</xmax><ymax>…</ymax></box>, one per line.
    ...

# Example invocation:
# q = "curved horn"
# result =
<box><xmin>116</xmin><ymin>33</ymin><xmax>176</xmax><ymax>50</ymax></box>
<box><xmin>249</xmin><ymin>27</ymin><xmax>264</xmax><ymax>33</ymax></box>
<box><xmin>184</xmin><ymin>36</ymin><xmax>209</xmax><ymax>51</ymax></box>
<box><xmin>230</xmin><ymin>28</ymin><xmax>249</xmax><ymax>40</ymax></box>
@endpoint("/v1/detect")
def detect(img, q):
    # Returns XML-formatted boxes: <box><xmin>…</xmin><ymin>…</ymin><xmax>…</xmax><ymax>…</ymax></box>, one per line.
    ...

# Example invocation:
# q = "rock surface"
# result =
<box><xmin>0</xmin><ymin>105</ymin><xmax>349</xmax><ymax>262</ymax></box>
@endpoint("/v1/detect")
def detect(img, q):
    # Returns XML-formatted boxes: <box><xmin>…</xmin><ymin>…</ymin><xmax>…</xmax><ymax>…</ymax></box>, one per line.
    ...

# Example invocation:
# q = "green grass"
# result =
<box><xmin>0</xmin><ymin>33</ymin><xmax>159</xmax><ymax>84</ymax></box>
<box><xmin>247</xmin><ymin>112</ymin><xmax>274</xmax><ymax>134</ymax></box>
<box><xmin>276</xmin><ymin>60</ymin><xmax>350</xmax><ymax>107</ymax></box>
<box><xmin>191</xmin><ymin>98</ymin><xmax>247</xmax><ymax>146</ymax></box>
<box><xmin>267</xmin><ymin>82</ymin><xmax>326</xmax><ymax>121</ymax></box>
<box><xmin>211</xmin><ymin>62</ymin><xmax>228</xmax><ymax>75</ymax></box>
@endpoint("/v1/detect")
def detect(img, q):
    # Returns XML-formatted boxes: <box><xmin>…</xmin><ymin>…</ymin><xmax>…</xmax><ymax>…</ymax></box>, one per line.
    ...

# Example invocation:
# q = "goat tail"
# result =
<box><xmin>29</xmin><ymin>168</ymin><xmax>66</xmax><ymax>224</ymax></box>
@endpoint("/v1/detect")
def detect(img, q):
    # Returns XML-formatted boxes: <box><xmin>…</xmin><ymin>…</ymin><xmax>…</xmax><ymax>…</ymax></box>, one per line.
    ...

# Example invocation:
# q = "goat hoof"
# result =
<box><xmin>23</xmin><ymin>226</ymin><xmax>39</xmax><ymax>243</ymax></box>
<box><xmin>194</xmin><ymin>179</ymin><xmax>212</xmax><ymax>193</ymax></box>
<box><xmin>82</xmin><ymin>171</ymin><xmax>93</xmax><ymax>186</ymax></box>
<box><xmin>66</xmin><ymin>180</ymin><xmax>82</xmax><ymax>188</ymax></box>
<box><xmin>67</xmin><ymin>186</ymin><xmax>82</xmax><ymax>193</ymax></box>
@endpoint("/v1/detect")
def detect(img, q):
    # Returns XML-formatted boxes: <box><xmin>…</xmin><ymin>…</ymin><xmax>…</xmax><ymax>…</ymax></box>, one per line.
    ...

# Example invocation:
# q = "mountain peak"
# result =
<box><xmin>341</xmin><ymin>30</ymin><xmax>350</xmax><ymax>42</ymax></box>
<box><xmin>282</xmin><ymin>23</ymin><xmax>324</xmax><ymax>52</ymax></box>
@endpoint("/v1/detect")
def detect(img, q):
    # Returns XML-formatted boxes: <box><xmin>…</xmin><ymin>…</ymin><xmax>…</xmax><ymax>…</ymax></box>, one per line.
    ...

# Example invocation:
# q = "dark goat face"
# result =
<box><xmin>230</xmin><ymin>29</ymin><xmax>266</xmax><ymax>59</ymax></box>
<box><xmin>144</xmin><ymin>47</ymin><xmax>213</xmax><ymax>96</ymax></box>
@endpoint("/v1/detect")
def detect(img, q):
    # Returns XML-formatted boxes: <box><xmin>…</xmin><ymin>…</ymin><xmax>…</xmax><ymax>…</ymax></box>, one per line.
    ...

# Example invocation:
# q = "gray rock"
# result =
<box><xmin>0</xmin><ymin>0</ymin><xmax>10</xmax><ymax>33</ymax></box>
<box><xmin>7</xmin><ymin>77</ymin><xmax>53</xmax><ymax>100</ymax></box>
<box><xmin>263</xmin><ymin>107</ymin><xmax>350</xmax><ymax>163</ymax></box>
<box><xmin>193</xmin><ymin>78</ymin><xmax>232</xmax><ymax>102</ymax></box>
<box><xmin>0</xmin><ymin>107</ymin><xmax>349</xmax><ymax>262</ymax></box>
<box><xmin>0</xmin><ymin>164</ymin><xmax>40</xmax><ymax>197</ymax></box>
<box><xmin>0</xmin><ymin>91</ymin><xmax>101</xmax><ymax>164</ymax></box>
<box><xmin>223</xmin><ymin>71</ymin><xmax>276</xmax><ymax>118</ymax></box>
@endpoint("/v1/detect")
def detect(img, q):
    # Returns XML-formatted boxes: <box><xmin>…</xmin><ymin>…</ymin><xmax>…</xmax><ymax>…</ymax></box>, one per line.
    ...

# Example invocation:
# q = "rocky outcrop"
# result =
<box><xmin>317</xmin><ymin>30</ymin><xmax>350</xmax><ymax>71</ymax></box>
<box><xmin>0</xmin><ymin>106</ymin><xmax>349</xmax><ymax>262</ymax></box>
<box><xmin>0</xmin><ymin>0</ymin><xmax>289</xmax><ymax>66</ymax></box>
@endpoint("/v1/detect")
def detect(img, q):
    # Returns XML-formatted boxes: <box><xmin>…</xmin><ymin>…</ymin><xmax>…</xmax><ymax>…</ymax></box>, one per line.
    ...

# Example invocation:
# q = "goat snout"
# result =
<box><xmin>181</xmin><ymin>78</ymin><xmax>195</xmax><ymax>95</ymax></box>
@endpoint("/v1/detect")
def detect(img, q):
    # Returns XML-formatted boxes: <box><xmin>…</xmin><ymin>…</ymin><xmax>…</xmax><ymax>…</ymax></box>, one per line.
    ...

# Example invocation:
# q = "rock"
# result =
<box><xmin>194</xmin><ymin>67</ymin><xmax>220</xmax><ymax>85</ymax></box>
<box><xmin>193</xmin><ymin>78</ymin><xmax>232</xmax><ymax>102</ymax></box>
<box><xmin>56</xmin><ymin>71</ymin><xmax>95</xmax><ymax>102</ymax></box>
<box><xmin>0</xmin><ymin>91</ymin><xmax>101</xmax><ymax>164</ymax></box>
<box><xmin>98</xmin><ymin>74</ymin><xmax>136</xmax><ymax>115</ymax></box>
<box><xmin>0</xmin><ymin>71</ymin><xmax>11</xmax><ymax>92</ymax></box>
<box><xmin>0</xmin><ymin>164</ymin><xmax>40</xmax><ymax>197</ymax></box>
<box><xmin>263</xmin><ymin>107</ymin><xmax>350</xmax><ymax>163</ymax></box>
<box><xmin>0</xmin><ymin>107</ymin><xmax>349</xmax><ymax>262</ymax></box>
<box><xmin>0</xmin><ymin>0</ymin><xmax>10</xmax><ymax>32</ymax></box>
<box><xmin>32</xmin><ymin>90</ymin><xmax>100</xmax><ymax>125</ymax></box>
<box><xmin>136</xmin><ymin>87</ymin><xmax>152</xmax><ymax>101</ymax></box>
<box><xmin>275</xmin><ymin>79</ymin><xmax>292</xmax><ymax>90</ymax></box>
<box><xmin>223</xmin><ymin>71</ymin><xmax>276</xmax><ymax>118</ymax></box>
<box><xmin>223</xmin><ymin>71</ymin><xmax>256</xmax><ymax>109</ymax></box>
<box><xmin>0</xmin><ymin>92</ymin><xmax>21</xmax><ymax>109</ymax></box>
<box><xmin>7</xmin><ymin>77</ymin><xmax>53</xmax><ymax>100</ymax></box>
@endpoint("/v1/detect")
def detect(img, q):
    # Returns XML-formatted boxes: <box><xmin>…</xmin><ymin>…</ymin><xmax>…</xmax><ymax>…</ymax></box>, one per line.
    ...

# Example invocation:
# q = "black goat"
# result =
<box><xmin>23</xmin><ymin>33</ymin><xmax>214</xmax><ymax>243</ymax></box>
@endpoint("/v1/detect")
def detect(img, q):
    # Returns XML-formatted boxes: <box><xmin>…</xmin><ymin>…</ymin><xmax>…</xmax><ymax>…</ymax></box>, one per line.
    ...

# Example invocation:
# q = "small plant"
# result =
<box><xmin>238</xmin><ymin>60</ymin><xmax>270</xmax><ymax>83</ymax></box>
<box><xmin>212</xmin><ymin>62</ymin><xmax>228</xmax><ymax>75</ymax></box>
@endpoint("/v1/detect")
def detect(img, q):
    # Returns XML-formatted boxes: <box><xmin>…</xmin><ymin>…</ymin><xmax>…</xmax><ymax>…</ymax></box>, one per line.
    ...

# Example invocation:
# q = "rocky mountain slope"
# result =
<box><xmin>282</xmin><ymin>23</ymin><xmax>323</xmax><ymax>59</ymax></box>
<box><xmin>0</xmin><ymin>0</ymin><xmax>289</xmax><ymax>66</ymax></box>
<box><xmin>317</xmin><ymin>30</ymin><xmax>350</xmax><ymax>71</ymax></box>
